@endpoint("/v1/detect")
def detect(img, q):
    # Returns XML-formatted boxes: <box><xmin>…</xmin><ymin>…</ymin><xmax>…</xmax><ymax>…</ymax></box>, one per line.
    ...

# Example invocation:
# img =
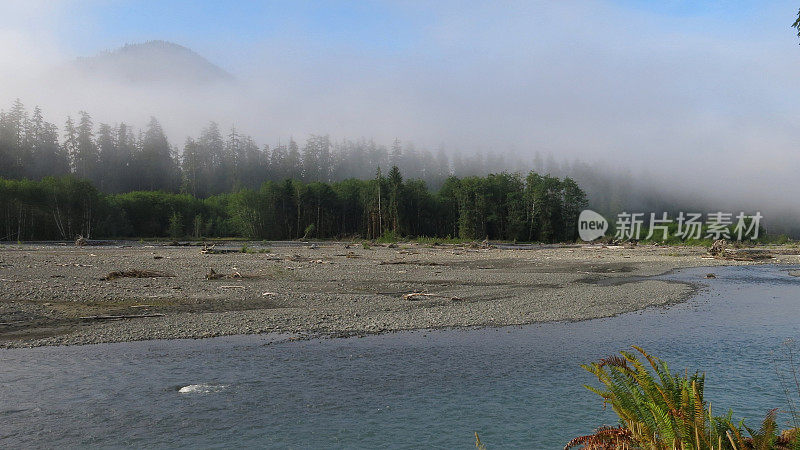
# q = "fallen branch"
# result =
<box><xmin>200</xmin><ymin>248</ymin><xmax>239</xmax><ymax>254</ymax></box>
<box><xmin>102</xmin><ymin>270</ymin><xmax>175</xmax><ymax>280</ymax></box>
<box><xmin>205</xmin><ymin>268</ymin><xmax>261</xmax><ymax>280</ymax></box>
<box><xmin>402</xmin><ymin>292</ymin><xmax>462</xmax><ymax>301</ymax></box>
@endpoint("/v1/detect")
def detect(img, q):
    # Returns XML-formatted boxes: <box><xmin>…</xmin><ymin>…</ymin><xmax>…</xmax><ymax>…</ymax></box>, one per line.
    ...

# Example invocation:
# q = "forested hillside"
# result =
<box><xmin>72</xmin><ymin>40</ymin><xmax>234</xmax><ymax>85</ymax></box>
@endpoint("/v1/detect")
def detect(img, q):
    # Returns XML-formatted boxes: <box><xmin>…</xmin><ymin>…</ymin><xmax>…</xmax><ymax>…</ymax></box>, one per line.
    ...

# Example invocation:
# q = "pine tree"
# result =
<box><xmin>181</xmin><ymin>137</ymin><xmax>201</xmax><ymax>196</ymax></box>
<box><xmin>269</xmin><ymin>141</ymin><xmax>288</xmax><ymax>180</ymax></box>
<box><xmin>0</xmin><ymin>99</ymin><xmax>27</xmax><ymax>178</ymax></box>
<box><xmin>28</xmin><ymin>106</ymin><xmax>68</xmax><ymax>178</ymax></box>
<box><xmin>74</xmin><ymin>111</ymin><xmax>99</xmax><ymax>183</ymax></box>
<box><xmin>286</xmin><ymin>138</ymin><xmax>302</xmax><ymax>180</ymax></box>
<box><xmin>25</xmin><ymin>106</ymin><xmax>45</xmax><ymax>178</ymax></box>
<box><xmin>316</xmin><ymin>135</ymin><xmax>332</xmax><ymax>182</ymax></box>
<box><xmin>62</xmin><ymin>116</ymin><xmax>78</xmax><ymax>175</ymax></box>
<box><xmin>301</xmin><ymin>136</ymin><xmax>320</xmax><ymax>181</ymax></box>
<box><xmin>95</xmin><ymin>123</ymin><xmax>116</xmax><ymax>191</ymax></box>
<box><xmin>115</xmin><ymin>123</ymin><xmax>136</xmax><ymax>192</ymax></box>
<box><xmin>138</xmin><ymin>117</ymin><xmax>177</xmax><ymax>191</ymax></box>
<box><xmin>198</xmin><ymin>122</ymin><xmax>225</xmax><ymax>194</ymax></box>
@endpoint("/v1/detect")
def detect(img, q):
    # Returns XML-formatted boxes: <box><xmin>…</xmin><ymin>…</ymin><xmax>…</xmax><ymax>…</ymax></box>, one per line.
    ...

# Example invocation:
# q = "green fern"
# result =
<box><xmin>582</xmin><ymin>347</ymin><xmax>738</xmax><ymax>449</ymax></box>
<box><xmin>578</xmin><ymin>347</ymin><xmax>800</xmax><ymax>449</ymax></box>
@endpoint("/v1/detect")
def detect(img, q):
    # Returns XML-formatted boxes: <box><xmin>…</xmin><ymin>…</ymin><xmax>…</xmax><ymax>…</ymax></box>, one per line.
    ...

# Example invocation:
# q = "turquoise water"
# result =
<box><xmin>2</xmin><ymin>265</ymin><xmax>800</xmax><ymax>448</ymax></box>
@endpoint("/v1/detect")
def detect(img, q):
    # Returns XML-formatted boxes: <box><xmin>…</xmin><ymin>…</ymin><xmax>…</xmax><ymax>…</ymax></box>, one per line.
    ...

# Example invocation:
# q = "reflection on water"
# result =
<box><xmin>2</xmin><ymin>265</ymin><xmax>799</xmax><ymax>448</ymax></box>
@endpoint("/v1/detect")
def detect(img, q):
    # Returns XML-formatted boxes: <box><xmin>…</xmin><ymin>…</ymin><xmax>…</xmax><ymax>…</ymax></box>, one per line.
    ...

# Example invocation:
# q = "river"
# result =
<box><xmin>2</xmin><ymin>265</ymin><xmax>800</xmax><ymax>448</ymax></box>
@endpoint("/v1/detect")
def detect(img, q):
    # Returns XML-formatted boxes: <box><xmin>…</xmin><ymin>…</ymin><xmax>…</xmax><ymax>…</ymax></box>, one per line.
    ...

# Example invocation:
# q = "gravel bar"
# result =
<box><xmin>1</xmin><ymin>242</ymin><xmax>797</xmax><ymax>348</ymax></box>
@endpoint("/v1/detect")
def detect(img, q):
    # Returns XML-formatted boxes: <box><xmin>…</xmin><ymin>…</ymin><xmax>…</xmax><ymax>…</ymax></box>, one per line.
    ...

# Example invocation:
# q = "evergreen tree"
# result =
<box><xmin>138</xmin><ymin>117</ymin><xmax>177</xmax><ymax>191</ymax></box>
<box><xmin>115</xmin><ymin>123</ymin><xmax>136</xmax><ymax>192</ymax></box>
<box><xmin>0</xmin><ymin>99</ymin><xmax>27</xmax><ymax>178</ymax></box>
<box><xmin>29</xmin><ymin>106</ymin><xmax>68</xmax><ymax>178</ymax></box>
<box><xmin>198</xmin><ymin>122</ymin><xmax>225</xmax><ymax>194</ymax></box>
<box><xmin>269</xmin><ymin>142</ymin><xmax>288</xmax><ymax>180</ymax></box>
<box><xmin>95</xmin><ymin>123</ymin><xmax>116</xmax><ymax>191</ymax></box>
<box><xmin>238</xmin><ymin>135</ymin><xmax>263</xmax><ymax>189</ymax></box>
<box><xmin>286</xmin><ymin>138</ymin><xmax>302</xmax><ymax>180</ymax></box>
<box><xmin>302</xmin><ymin>135</ymin><xmax>331</xmax><ymax>182</ymax></box>
<box><xmin>73</xmin><ymin>111</ymin><xmax>100</xmax><ymax>183</ymax></box>
<box><xmin>181</xmin><ymin>137</ymin><xmax>202</xmax><ymax>196</ymax></box>
<box><xmin>62</xmin><ymin>116</ymin><xmax>78</xmax><ymax>175</ymax></box>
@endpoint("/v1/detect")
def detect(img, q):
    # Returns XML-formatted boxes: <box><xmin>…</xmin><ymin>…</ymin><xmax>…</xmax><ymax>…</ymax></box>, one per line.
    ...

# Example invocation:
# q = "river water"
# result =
<box><xmin>2</xmin><ymin>265</ymin><xmax>800</xmax><ymax>448</ymax></box>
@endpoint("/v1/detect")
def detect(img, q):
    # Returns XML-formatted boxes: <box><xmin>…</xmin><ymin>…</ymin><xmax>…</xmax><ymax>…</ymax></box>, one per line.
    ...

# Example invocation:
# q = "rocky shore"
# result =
<box><xmin>1</xmin><ymin>241</ymin><xmax>797</xmax><ymax>348</ymax></box>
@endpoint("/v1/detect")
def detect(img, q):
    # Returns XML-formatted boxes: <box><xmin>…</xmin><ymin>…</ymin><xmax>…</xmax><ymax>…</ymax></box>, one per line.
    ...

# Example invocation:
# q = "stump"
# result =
<box><xmin>708</xmin><ymin>239</ymin><xmax>727</xmax><ymax>257</ymax></box>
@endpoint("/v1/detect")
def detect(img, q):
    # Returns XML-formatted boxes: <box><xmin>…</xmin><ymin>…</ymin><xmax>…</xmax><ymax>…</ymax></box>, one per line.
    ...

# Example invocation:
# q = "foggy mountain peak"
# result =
<box><xmin>72</xmin><ymin>40</ymin><xmax>234</xmax><ymax>85</ymax></box>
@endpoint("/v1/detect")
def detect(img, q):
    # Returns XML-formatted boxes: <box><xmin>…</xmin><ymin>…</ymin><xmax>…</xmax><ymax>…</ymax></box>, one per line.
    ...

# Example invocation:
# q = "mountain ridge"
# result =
<box><xmin>72</xmin><ymin>40</ymin><xmax>234</xmax><ymax>85</ymax></box>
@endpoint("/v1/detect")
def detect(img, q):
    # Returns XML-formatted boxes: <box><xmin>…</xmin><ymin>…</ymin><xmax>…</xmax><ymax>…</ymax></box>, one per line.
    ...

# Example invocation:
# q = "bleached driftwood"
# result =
<box><xmin>402</xmin><ymin>292</ymin><xmax>462</xmax><ymax>301</ymax></box>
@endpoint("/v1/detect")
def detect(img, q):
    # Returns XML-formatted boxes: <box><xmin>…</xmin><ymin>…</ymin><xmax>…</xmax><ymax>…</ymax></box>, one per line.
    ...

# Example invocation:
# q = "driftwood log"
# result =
<box><xmin>205</xmin><ymin>268</ymin><xmax>261</xmax><ymax>280</ymax></box>
<box><xmin>402</xmin><ymin>292</ymin><xmax>462</xmax><ymax>301</ymax></box>
<box><xmin>708</xmin><ymin>239</ymin><xmax>774</xmax><ymax>261</ymax></box>
<box><xmin>80</xmin><ymin>313</ymin><xmax>165</xmax><ymax>321</ymax></box>
<box><xmin>102</xmin><ymin>270</ymin><xmax>175</xmax><ymax>280</ymax></box>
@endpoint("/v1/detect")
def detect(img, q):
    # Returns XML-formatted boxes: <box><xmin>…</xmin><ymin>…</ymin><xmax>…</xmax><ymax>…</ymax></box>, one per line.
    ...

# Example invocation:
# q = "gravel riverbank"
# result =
<box><xmin>1</xmin><ymin>242</ymin><xmax>797</xmax><ymax>348</ymax></box>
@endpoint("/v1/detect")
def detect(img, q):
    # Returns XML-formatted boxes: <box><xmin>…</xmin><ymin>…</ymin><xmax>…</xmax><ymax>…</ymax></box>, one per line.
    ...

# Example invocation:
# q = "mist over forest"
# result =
<box><xmin>2</xmin><ymin>0</ymin><xmax>800</xmax><ymax>237</ymax></box>
<box><xmin>1</xmin><ymin>90</ymin><xmax>794</xmax><ymax>238</ymax></box>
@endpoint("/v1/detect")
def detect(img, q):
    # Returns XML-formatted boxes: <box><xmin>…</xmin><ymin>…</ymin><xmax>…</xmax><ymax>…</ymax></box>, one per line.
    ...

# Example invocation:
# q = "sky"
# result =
<box><xmin>1</xmin><ymin>0</ymin><xmax>800</xmax><ymax>214</ymax></box>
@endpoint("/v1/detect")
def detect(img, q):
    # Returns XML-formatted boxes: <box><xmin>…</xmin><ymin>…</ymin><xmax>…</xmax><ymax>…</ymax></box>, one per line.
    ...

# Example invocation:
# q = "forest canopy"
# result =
<box><xmin>0</xmin><ymin>99</ymin><xmax>522</xmax><ymax>195</ymax></box>
<box><xmin>0</xmin><ymin>173</ymin><xmax>587</xmax><ymax>242</ymax></box>
<box><xmin>0</xmin><ymin>99</ymin><xmax>590</xmax><ymax>242</ymax></box>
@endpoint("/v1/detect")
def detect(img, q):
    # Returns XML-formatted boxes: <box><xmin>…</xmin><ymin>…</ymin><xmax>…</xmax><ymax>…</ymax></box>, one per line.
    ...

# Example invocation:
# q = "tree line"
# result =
<box><xmin>4</xmin><ymin>99</ymin><xmax>796</xmax><ymax>238</ymax></box>
<box><xmin>0</xmin><ymin>99</ymin><xmax>525</xmax><ymax>195</ymax></box>
<box><xmin>0</xmin><ymin>170</ymin><xmax>587</xmax><ymax>242</ymax></box>
<box><xmin>0</xmin><ymin>98</ymin><xmax>587</xmax><ymax>242</ymax></box>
